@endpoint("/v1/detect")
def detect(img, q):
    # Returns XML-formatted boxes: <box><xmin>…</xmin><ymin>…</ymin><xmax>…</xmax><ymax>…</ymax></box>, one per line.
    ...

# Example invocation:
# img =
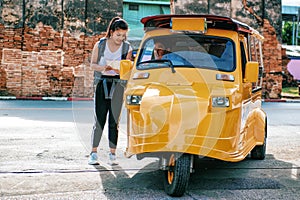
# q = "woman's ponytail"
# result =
<box><xmin>105</xmin><ymin>16</ymin><xmax>128</xmax><ymax>38</ymax></box>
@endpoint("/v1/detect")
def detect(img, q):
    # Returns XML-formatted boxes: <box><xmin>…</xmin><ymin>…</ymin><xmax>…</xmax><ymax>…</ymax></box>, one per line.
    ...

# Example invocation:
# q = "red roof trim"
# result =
<box><xmin>141</xmin><ymin>14</ymin><xmax>255</xmax><ymax>35</ymax></box>
<box><xmin>141</xmin><ymin>14</ymin><xmax>234</xmax><ymax>24</ymax></box>
<box><xmin>237</xmin><ymin>27</ymin><xmax>252</xmax><ymax>33</ymax></box>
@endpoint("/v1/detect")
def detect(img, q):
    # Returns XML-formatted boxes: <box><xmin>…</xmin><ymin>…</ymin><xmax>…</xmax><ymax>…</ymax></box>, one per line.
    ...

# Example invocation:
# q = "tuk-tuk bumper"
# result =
<box><xmin>124</xmin><ymin>106</ymin><xmax>255</xmax><ymax>162</ymax></box>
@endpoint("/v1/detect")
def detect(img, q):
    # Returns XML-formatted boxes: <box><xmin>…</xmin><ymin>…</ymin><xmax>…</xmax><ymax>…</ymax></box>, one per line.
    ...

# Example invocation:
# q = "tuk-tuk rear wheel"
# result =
<box><xmin>251</xmin><ymin>117</ymin><xmax>267</xmax><ymax>160</ymax></box>
<box><xmin>251</xmin><ymin>135</ymin><xmax>266</xmax><ymax>159</ymax></box>
<box><xmin>163</xmin><ymin>153</ymin><xmax>191</xmax><ymax>197</ymax></box>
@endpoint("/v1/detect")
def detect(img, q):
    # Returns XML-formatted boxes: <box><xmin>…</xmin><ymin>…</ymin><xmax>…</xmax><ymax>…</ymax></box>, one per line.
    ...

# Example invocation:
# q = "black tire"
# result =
<box><xmin>163</xmin><ymin>153</ymin><xmax>191</xmax><ymax>197</ymax></box>
<box><xmin>251</xmin><ymin>118</ymin><xmax>267</xmax><ymax>160</ymax></box>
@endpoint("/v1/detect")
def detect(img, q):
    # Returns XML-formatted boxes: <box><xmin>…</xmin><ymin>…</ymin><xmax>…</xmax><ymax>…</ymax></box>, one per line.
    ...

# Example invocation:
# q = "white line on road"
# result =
<box><xmin>291</xmin><ymin>164</ymin><xmax>298</xmax><ymax>180</ymax></box>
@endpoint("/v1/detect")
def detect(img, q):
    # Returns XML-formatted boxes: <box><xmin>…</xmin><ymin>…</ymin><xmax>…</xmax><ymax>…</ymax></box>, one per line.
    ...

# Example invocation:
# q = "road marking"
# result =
<box><xmin>0</xmin><ymin>117</ymin><xmax>75</xmax><ymax>128</ymax></box>
<box><xmin>291</xmin><ymin>164</ymin><xmax>298</xmax><ymax>180</ymax></box>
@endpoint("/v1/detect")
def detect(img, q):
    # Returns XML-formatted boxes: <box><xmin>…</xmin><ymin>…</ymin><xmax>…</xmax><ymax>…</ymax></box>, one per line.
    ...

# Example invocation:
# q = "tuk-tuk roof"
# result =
<box><xmin>141</xmin><ymin>14</ymin><xmax>262</xmax><ymax>39</ymax></box>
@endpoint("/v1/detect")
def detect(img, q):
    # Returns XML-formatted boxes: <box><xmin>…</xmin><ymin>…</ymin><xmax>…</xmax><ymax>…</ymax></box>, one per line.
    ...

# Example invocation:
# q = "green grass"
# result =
<box><xmin>282</xmin><ymin>87</ymin><xmax>299</xmax><ymax>96</ymax></box>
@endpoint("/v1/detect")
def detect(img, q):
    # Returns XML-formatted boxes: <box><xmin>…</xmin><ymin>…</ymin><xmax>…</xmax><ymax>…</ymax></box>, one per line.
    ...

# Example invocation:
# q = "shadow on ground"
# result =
<box><xmin>91</xmin><ymin>154</ymin><xmax>299</xmax><ymax>199</ymax></box>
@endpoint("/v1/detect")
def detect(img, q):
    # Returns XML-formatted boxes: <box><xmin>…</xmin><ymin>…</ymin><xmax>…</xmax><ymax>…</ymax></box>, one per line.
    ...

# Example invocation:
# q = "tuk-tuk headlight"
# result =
<box><xmin>126</xmin><ymin>95</ymin><xmax>142</xmax><ymax>105</ymax></box>
<box><xmin>212</xmin><ymin>97</ymin><xmax>230</xmax><ymax>107</ymax></box>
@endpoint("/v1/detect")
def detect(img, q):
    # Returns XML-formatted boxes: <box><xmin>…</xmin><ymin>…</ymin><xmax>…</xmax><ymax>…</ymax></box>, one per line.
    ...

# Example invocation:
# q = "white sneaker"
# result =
<box><xmin>108</xmin><ymin>152</ymin><xmax>118</xmax><ymax>165</ymax></box>
<box><xmin>88</xmin><ymin>152</ymin><xmax>99</xmax><ymax>165</ymax></box>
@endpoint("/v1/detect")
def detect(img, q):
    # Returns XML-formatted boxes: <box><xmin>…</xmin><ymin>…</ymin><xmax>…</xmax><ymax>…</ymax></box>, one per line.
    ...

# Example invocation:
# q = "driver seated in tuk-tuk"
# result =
<box><xmin>154</xmin><ymin>42</ymin><xmax>169</xmax><ymax>60</ymax></box>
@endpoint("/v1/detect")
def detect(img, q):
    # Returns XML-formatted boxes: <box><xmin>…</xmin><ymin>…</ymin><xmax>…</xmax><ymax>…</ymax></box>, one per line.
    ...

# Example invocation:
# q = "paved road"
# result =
<box><xmin>0</xmin><ymin>101</ymin><xmax>299</xmax><ymax>199</ymax></box>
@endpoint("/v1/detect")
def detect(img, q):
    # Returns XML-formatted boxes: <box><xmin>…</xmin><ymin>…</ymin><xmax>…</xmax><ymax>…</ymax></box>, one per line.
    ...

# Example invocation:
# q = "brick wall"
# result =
<box><xmin>0</xmin><ymin>0</ymin><xmax>121</xmax><ymax>98</ymax></box>
<box><xmin>262</xmin><ymin>19</ymin><xmax>283</xmax><ymax>99</ymax></box>
<box><xmin>0</xmin><ymin>23</ymin><xmax>104</xmax><ymax>97</ymax></box>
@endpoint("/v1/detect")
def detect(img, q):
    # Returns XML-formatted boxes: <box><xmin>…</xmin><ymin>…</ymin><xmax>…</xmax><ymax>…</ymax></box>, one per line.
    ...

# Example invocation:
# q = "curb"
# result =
<box><xmin>1</xmin><ymin>96</ymin><xmax>300</xmax><ymax>102</ymax></box>
<box><xmin>0</xmin><ymin>96</ymin><xmax>93</xmax><ymax>101</ymax></box>
<box><xmin>263</xmin><ymin>99</ymin><xmax>300</xmax><ymax>103</ymax></box>
<box><xmin>282</xmin><ymin>99</ymin><xmax>300</xmax><ymax>103</ymax></box>
<box><xmin>263</xmin><ymin>99</ymin><xmax>287</xmax><ymax>102</ymax></box>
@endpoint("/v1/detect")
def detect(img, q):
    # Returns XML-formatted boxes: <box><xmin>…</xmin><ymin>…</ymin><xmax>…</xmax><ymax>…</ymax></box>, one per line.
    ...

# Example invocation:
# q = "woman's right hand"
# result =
<box><xmin>104</xmin><ymin>65</ymin><xmax>119</xmax><ymax>75</ymax></box>
<box><xmin>104</xmin><ymin>65</ymin><xmax>114</xmax><ymax>71</ymax></box>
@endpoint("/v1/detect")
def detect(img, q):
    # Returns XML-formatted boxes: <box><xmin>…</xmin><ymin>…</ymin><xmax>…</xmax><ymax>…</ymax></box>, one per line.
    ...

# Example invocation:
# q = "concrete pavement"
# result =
<box><xmin>1</xmin><ymin>99</ymin><xmax>300</xmax><ymax>199</ymax></box>
<box><xmin>0</xmin><ymin>101</ymin><xmax>162</xmax><ymax>199</ymax></box>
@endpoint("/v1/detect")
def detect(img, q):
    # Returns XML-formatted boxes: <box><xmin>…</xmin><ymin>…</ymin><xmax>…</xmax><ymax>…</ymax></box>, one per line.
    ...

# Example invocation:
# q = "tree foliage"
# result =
<box><xmin>282</xmin><ymin>21</ymin><xmax>293</xmax><ymax>45</ymax></box>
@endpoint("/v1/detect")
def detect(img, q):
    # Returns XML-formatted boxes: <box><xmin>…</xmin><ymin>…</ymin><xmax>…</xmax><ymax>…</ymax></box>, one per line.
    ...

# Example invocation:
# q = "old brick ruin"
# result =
<box><xmin>0</xmin><ymin>0</ymin><xmax>120</xmax><ymax>97</ymax></box>
<box><xmin>0</xmin><ymin>23</ymin><xmax>104</xmax><ymax>97</ymax></box>
<box><xmin>0</xmin><ymin>0</ymin><xmax>290</xmax><ymax>98</ymax></box>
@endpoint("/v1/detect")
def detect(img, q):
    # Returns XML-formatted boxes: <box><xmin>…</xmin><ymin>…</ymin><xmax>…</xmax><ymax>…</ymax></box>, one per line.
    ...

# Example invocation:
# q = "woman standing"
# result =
<box><xmin>88</xmin><ymin>17</ymin><xmax>132</xmax><ymax>165</ymax></box>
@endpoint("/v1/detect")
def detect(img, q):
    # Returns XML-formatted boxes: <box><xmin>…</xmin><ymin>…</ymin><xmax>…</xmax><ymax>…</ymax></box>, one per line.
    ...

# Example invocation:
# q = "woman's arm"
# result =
<box><xmin>126</xmin><ymin>44</ymin><xmax>133</xmax><ymax>61</ymax></box>
<box><xmin>90</xmin><ymin>41</ymin><xmax>112</xmax><ymax>72</ymax></box>
<box><xmin>126</xmin><ymin>50</ymin><xmax>133</xmax><ymax>61</ymax></box>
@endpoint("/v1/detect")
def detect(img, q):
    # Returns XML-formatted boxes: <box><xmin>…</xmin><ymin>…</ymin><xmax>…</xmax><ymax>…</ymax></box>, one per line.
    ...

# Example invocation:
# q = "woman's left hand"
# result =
<box><xmin>113</xmin><ymin>69</ymin><xmax>120</xmax><ymax>74</ymax></box>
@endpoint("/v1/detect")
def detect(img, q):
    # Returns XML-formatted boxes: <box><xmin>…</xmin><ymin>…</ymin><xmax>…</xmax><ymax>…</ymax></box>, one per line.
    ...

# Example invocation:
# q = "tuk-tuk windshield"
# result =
<box><xmin>137</xmin><ymin>35</ymin><xmax>235</xmax><ymax>72</ymax></box>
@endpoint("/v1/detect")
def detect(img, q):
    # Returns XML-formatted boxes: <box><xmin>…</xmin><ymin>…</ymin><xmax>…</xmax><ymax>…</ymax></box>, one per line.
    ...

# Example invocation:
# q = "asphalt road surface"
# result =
<box><xmin>0</xmin><ymin>100</ymin><xmax>299</xmax><ymax>199</ymax></box>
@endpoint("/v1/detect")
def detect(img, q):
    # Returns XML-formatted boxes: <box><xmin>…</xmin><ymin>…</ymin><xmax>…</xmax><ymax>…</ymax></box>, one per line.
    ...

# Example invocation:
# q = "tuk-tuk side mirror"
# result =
<box><xmin>244</xmin><ymin>61</ymin><xmax>259</xmax><ymax>83</ymax></box>
<box><xmin>120</xmin><ymin>60</ymin><xmax>133</xmax><ymax>80</ymax></box>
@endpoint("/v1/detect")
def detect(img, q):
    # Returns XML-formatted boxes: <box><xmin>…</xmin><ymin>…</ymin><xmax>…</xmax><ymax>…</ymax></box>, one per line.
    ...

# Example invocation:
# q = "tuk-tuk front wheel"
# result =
<box><xmin>163</xmin><ymin>153</ymin><xmax>191</xmax><ymax>197</ymax></box>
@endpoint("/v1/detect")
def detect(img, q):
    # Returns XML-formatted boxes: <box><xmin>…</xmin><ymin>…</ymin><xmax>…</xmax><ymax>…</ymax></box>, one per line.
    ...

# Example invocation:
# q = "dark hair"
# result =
<box><xmin>105</xmin><ymin>16</ymin><xmax>129</xmax><ymax>38</ymax></box>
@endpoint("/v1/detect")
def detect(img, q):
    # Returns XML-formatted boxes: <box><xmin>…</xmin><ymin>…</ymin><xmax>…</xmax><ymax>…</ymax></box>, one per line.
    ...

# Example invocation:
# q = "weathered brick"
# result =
<box><xmin>0</xmin><ymin>22</ymin><xmax>103</xmax><ymax>97</ymax></box>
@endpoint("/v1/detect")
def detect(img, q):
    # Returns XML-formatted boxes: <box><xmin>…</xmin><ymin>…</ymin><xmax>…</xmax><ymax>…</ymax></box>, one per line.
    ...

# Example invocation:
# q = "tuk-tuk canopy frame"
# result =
<box><xmin>141</xmin><ymin>14</ymin><xmax>263</xmax><ymax>40</ymax></box>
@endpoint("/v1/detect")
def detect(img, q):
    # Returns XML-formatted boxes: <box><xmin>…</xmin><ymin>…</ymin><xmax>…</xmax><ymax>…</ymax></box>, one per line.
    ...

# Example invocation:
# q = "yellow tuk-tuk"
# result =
<box><xmin>120</xmin><ymin>15</ymin><xmax>267</xmax><ymax>197</ymax></box>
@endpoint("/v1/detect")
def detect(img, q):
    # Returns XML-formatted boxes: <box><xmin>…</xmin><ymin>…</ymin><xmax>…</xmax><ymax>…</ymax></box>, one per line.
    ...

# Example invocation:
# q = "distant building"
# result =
<box><xmin>282</xmin><ymin>0</ymin><xmax>300</xmax><ymax>46</ymax></box>
<box><xmin>123</xmin><ymin>0</ymin><xmax>170</xmax><ymax>40</ymax></box>
<box><xmin>282</xmin><ymin>0</ymin><xmax>300</xmax><ymax>20</ymax></box>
